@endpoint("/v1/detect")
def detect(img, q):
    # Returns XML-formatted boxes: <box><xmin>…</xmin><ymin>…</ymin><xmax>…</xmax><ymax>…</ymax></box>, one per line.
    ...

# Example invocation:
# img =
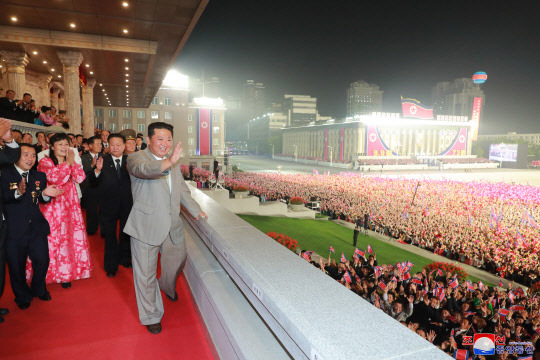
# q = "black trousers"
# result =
<box><xmin>6</xmin><ymin>231</ymin><xmax>49</xmax><ymax>305</ymax></box>
<box><xmin>0</xmin><ymin>221</ymin><xmax>7</xmax><ymax>300</ymax></box>
<box><xmin>101</xmin><ymin>208</ymin><xmax>131</xmax><ymax>273</ymax></box>
<box><xmin>83</xmin><ymin>191</ymin><xmax>100</xmax><ymax>234</ymax></box>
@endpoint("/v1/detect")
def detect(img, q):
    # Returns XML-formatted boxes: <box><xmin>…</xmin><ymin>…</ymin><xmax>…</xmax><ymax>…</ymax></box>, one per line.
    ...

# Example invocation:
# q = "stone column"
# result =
<box><xmin>57</xmin><ymin>51</ymin><xmax>83</xmax><ymax>134</ymax></box>
<box><xmin>82</xmin><ymin>78</ymin><xmax>96</xmax><ymax>138</ymax></box>
<box><xmin>58</xmin><ymin>93</ymin><xmax>65</xmax><ymax>110</ymax></box>
<box><xmin>0</xmin><ymin>51</ymin><xmax>29</xmax><ymax>99</ymax></box>
<box><xmin>39</xmin><ymin>75</ymin><xmax>52</xmax><ymax>107</ymax></box>
<box><xmin>50</xmin><ymin>88</ymin><xmax>60</xmax><ymax>109</ymax></box>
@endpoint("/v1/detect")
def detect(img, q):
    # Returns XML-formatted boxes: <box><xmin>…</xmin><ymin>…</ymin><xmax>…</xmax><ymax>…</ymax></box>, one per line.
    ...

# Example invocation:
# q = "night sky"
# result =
<box><xmin>176</xmin><ymin>1</ymin><xmax>540</xmax><ymax>134</ymax></box>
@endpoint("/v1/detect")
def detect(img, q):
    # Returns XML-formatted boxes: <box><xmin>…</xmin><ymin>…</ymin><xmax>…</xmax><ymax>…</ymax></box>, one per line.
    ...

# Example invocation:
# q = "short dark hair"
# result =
<box><xmin>23</xmin><ymin>93</ymin><xmax>31</xmax><ymax>98</ymax></box>
<box><xmin>36</xmin><ymin>131</ymin><xmax>45</xmax><ymax>138</ymax></box>
<box><xmin>12</xmin><ymin>129</ymin><xmax>23</xmax><ymax>136</ymax></box>
<box><xmin>87</xmin><ymin>135</ymin><xmax>101</xmax><ymax>146</ymax></box>
<box><xmin>6</xmin><ymin>90</ymin><xmax>14</xmax><ymax>95</ymax></box>
<box><xmin>49</xmin><ymin>133</ymin><xmax>71</xmax><ymax>166</ymax></box>
<box><xmin>108</xmin><ymin>133</ymin><xmax>126</xmax><ymax>144</ymax></box>
<box><xmin>76</xmin><ymin>134</ymin><xmax>83</xmax><ymax>139</ymax></box>
<box><xmin>19</xmin><ymin>143</ymin><xmax>36</xmax><ymax>153</ymax></box>
<box><xmin>23</xmin><ymin>132</ymin><xmax>32</xmax><ymax>138</ymax></box>
<box><xmin>148</xmin><ymin>122</ymin><xmax>173</xmax><ymax>138</ymax></box>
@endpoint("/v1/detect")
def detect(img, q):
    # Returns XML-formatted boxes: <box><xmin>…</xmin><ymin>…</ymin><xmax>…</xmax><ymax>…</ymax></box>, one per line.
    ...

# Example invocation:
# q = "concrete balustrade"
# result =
<box><xmin>182</xmin><ymin>185</ymin><xmax>452</xmax><ymax>360</ymax></box>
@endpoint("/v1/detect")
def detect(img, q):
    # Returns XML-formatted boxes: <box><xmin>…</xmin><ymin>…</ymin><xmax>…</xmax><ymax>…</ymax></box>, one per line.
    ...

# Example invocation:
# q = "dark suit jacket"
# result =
<box><xmin>0</xmin><ymin>97</ymin><xmax>17</xmax><ymax>119</ymax></box>
<box><xmin>89</xmin><ymin>154</ymin><xmax>132</xmax><ymax>215</ymax></box>
<box><xmin>0</xmin><ymin>144</ymin><xmax>22</xmax><ymax>221</ymax></box>
<box><xmin>1</xmin><ymin>166</ymin><xmax>50</xmax><ymax>239</ymax></box>
<box><xmin>80</xmin><ymin>152</ymin><xmax>99</xmax><ymax>191</ymax></box>
<box><xmin>14</xmin><ymin>102</ymin><xmax>39</xmax><ymax>124</ymax></box>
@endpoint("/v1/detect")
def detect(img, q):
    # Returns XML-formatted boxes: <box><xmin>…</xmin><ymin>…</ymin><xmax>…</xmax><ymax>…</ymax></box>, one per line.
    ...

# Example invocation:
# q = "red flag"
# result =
<box><xmin>401</xmin><ymin>98</ymin><xmax>434</xmax><ymax>119</ymax></box>
<box><xmin>449</xmin><ymin>278</ymin><xmax>459</xmax><ymax>289</ymax></box>
<box><xmin>197</xmin><ymin>108</ymin><xmax>212</xmax><ymax>155</ymax></box>
<box><xmin>378</xmin><ymin>281</ymin><xmax>387</xmax><ymax>291</ymax></box>
<box><xmin>498</xmin><ymin>280</ymin><xmax>504</xmax><ymax>287</ymax></box>
<box><xmin>402</xmin><ymin>272</ymin><xmax>411</xmax><ymax>281</ymax></box>
<box><xmin>437</xmin><ymin>269</ymin><xmax>443</xmax><ymax>277</ymax></box>
<box><xmin>343</xmin><ymin>271</ymin><xmax>352</xmax><ymax>284</ymax></box>
<box><xmin>340</xmin><ymin>253</ymin><xmax>347</xmax><ymax>263</ymax></box>
<box><xmin>453</xmin><ymin>349</ymin><xmax>469</xmax><ymax>360</ymax></box>
<box><xmin>367</xmin><ymin>244</ymin><xmax>374</xmax><ymax>254</ymax></box>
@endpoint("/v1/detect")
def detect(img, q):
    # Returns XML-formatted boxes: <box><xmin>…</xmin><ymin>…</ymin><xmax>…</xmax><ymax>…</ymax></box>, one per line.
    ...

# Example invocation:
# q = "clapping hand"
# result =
<box><xmin>95</xmin><ymin>156</ymin><xmax>104</xmax><ymax>172</ymax></box>
<box><xmin>66</xmin><ymin>148</ymin><xmax>75</xmax><ymax>165</ymax></box>
<box><xmin>17</xmin><ymin>177</ymin><xmax>26</xmax><ymax>195</ymax></box>
<box><xmin>43</xmin><ymin>185</ymin><xmax>64</xmax><ymax>198</ymax></box>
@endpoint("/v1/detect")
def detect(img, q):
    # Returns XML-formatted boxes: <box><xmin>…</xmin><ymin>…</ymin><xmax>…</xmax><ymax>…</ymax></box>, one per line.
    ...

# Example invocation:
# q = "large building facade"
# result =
<box><xmin>432</xmin><ymin>78</ymin><xmax>485</xmax><ymax>117</ymax></box>
<box><xmin>346</xmin><ymin>81</ymin><xmax>383</xmax><ymax>117</ymax></box>
<box><xmin>282</xmin><ymin>112</ymin><xmax>473</xmax><ymax>160</ymax></box>
<box><xmin>478</xmin><ymin>132</ymin><xmax>540</xmax><ymax>146</ymax></box>
<box><xmin>94</xmin><ymin>78</ymin><xmax>226</xmax><ymax>167</ymax></box>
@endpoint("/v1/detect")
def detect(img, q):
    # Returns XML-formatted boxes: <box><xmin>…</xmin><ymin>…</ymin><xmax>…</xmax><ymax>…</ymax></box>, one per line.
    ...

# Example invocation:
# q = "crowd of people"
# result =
<box><xmin>302</xmin><ymin>249</ymin><xmax>539</xmax><ymax>358</ymax></box>
<box><xmin>0</xmin><ymin>119</ymin><xmax>205</xmax><ymax>335</ymax></box>
<box><xmin>438</xmin><ymin>158</ymin><xmax>495</xmax><ymax>164</ymax></box>
<box><xmin>225</xmin><ymin>172</ymin><xmax>540</xmax><ymax>287</ymax></box>
<box><xmin>0</xmin><ymin>90</ymin><xmax>70</xmax><ymax>128</ymax></box>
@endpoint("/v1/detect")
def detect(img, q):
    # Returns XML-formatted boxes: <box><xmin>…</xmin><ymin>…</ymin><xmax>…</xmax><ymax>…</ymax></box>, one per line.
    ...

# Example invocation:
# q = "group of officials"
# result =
<box><xmin>0</xmin><ymin>120</ymin><xmax>207</xmax><ymax>335</ymax></box>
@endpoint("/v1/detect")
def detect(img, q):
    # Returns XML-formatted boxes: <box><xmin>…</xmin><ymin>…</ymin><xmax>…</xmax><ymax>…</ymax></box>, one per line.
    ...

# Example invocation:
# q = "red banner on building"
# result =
<box><xmin>439</xmin><ymin>127</ymin><xmax>468</xmax><ymax>156</ymax></box>
<box><xmin>366</xmin><ymin>126</ymin><xmax>393</xmax><ymax>156</ymax></box>
<box><xmin>471</xmin><ymin>97</ymin><xmax>482</xmax><ymax>141</ymax></box>
<box><xmin>324</xmin><ymin>129</ymin><xmax>328</xmax><ymax>159</ymax></box>
<box><xmin>197</xmin><ymin>108</ymin><xmax>211</xmax><ymax>155</ymax></box>
<box><xmin>339</xmin><ymin>127</ymin><xmax>344</xmax><ymax>160</ymax></box>
<box><xmin>401</xmin><ymin>98</ymin><xmax>434</xmax><ymax>119</ymax></box>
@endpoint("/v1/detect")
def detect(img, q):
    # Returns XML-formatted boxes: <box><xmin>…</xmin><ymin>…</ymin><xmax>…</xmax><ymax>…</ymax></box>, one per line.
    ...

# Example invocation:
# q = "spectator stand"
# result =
<box><xmin>11</xmin><ymin>119</ymin><xmax>67</xmax><ymax>139</ymax></box>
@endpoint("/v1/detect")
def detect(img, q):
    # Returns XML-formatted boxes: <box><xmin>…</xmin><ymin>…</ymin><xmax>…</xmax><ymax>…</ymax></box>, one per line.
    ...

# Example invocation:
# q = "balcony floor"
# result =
<box><xmin>0</xmin><ymin>221</ymin><xmax>216</xmax><ymax>360</ymax></box>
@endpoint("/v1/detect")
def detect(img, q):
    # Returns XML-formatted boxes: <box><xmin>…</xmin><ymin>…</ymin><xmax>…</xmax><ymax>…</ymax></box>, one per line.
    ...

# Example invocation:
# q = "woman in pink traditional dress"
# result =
<box><xmin>37</xmin><ymin>133</ymin><xmax>92</xmax><ymax>288</ymax></box>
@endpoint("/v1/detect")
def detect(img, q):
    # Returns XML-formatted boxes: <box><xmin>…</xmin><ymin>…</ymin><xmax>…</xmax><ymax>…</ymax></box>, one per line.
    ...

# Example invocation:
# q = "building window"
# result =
<box><xmin>188</xmin><ymin>149</ymin><xmax>193</xmax><ymax>156</ymax></box>
<box><xmin>109</xmin><ymin>109</ymin><xmax>117</xmax><ymax>118</ymax></box>
<box><xmin>188</xmin><ymin>126</ymin><xmax>193</xmax><ymax>134</ymax></box>
<box><xmin>188</xmin><ymin>114</ymin><xmax>193</xmax><ymax>121</ymax></box>
<box><xmin>213</xmin><ymin>126</ymin><xmax>219</xmax><ymax>134</ymax></box>
<box><xmin>123</xmin><ymin>110</ymin><xmax>132</xmax><ymax>118</ymax></box>
<box><xmin>137</xmin><ymin>111</ymin><xmax>146</xmax><ymax>119</ymax></box>
<box><xmin>164</xmin><ymin>111</ymin><xmax>172</xmax><ymax>120</ymax></box>
<box><xmin>96</xmin><ymin>123</ymin><xmax>103</xmax><ymax>130</ymax></box>
<box><xmin>164</xmin><ymin>97</ymin><xmax>171</xmax><ymax>106</ymax></box>
<box><xmin>137</xmin><ymin>124</ymin><xmax>145</xmax><ymax>133</ymax></box>
<box><xmin>123</xmin><ymin>123</ymin><xmax>131</xmax><ymax>130</ymax></box>
<box><xmin>188</xmin><ymin>138</ymin><xmax>194</xmax><ymax>145</ymax></box>
<box><xmin>94</xmin><ymin>108</ymin><xmax>104</xmax><ymax>117</ymax></box>
<box><xmin>151</xmin><ymin>111</ymin><xmax>159</xmax><ymax>120</ymax></box>
<box><xmin>151</xmin><ymin>96</ymin><xmax>158</xmax><ymax>105</ymax></box>
<box><xmin>213</xmin><ymin>138</ymin><xmax>219</xmax><ymax>146</ymax></box>
<box><xmin>212</xmin><ymin>115</ymin><xmax>219</xmax><ymax>122</ymax></box>
<box><xmin>109</xmin><ymin>123</ymin><xmax>117</xmax><ymax>131</ymax></box>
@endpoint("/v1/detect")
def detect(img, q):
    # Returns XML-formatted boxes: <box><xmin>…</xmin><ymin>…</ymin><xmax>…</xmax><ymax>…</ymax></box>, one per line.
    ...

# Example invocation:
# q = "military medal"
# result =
<box><xmin>9</xmin><ymin>182</ymin><xmax>17</xmax><ymax>190</ymax></box>
<box><xmin>35</xmin><ymin>181</ymin><xmax>40</xmax><ymax>191</ymax></box>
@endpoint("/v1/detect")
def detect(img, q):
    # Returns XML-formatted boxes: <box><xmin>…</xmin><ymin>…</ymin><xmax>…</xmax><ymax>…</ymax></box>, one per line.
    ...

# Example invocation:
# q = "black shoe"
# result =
<box><xmin>165</xmin><ymin>291</ymin><xmax>178</xmax><ymax>302</ymax></box>
<box><xmin>121</xmin><ymin>263</ymin><xmax>132</xmax><ymax>269</ymax></box>
<box><xmin>16</xmin><ymin>302</ymin><xmax>31</xmax><ymax>310</ymax></box>
<box><xmin>37</xmin><ymin>292</ymin><xmax>52</xmax><ymax>301</ymax></box>
<box><xmin>146</xmin><ymin>322</ymin><xmax>162</xmax><ymax>334</ymax></box>
<box><xmin>106</xmin><ymin>272</ymin><xmax>116</xmax><ymax>278</ymax></box>
<box><xmin>0</xmin><ymin>308</ymin><xmax>9</xmax><ymax>316</ymax></box>
<box><xmin>61</xmin><ymin>282</ymin><xmax>72</xmax><ymax>289</ymax></box>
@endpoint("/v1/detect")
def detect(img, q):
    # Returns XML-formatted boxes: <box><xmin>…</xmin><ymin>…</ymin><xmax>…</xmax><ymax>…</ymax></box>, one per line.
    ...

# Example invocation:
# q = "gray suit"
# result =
<box><xmin>125</xmin><ymin>147</ymin><xmax>202</xmax><ymax>325</ymax></box>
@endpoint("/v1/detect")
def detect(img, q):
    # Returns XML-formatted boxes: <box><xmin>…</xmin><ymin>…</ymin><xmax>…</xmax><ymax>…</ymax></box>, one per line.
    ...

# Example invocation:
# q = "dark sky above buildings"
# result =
<box><xmin>176</xmin><ymin>1</ymin><xmax>540</xmax><ymax>134</ymax></box>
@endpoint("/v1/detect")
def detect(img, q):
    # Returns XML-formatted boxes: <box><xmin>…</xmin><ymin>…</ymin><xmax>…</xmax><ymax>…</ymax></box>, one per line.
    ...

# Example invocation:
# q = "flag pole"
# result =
<box><xmin>411</xmin><ymin>181</ymin><xmax>420</xmax><ymax>206</ymax></box>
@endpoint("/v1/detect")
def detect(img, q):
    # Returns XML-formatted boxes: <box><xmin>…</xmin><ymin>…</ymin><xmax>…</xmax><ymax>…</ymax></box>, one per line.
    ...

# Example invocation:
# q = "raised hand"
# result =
<box><xmin>169</xmin><ymin>142</ymin><xmax>182</xmax><ymax>165</ymax></box>
<box><xmin>43</xmin><ymin>185</ymin><xmax>64</xmax><ymax>197</ymax></box>
<box><xmin>17</xmin><ymin>177</ymin><xmax>26</xmax><ymax>195</ymax></box>
<box><xmin>0</xmin><ymin>118</ymin><xmax>12</xmax><ymax>141</ymax></box>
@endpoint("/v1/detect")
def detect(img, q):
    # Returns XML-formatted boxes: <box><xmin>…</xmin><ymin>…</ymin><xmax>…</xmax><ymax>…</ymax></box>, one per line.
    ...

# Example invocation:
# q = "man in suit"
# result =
<box><xmin>15</xmin><ymin>93</ymin><xmax>38</xmax><ymax>124</ymax></box>
<box><xmin>125</xmin><ymin>122</ymin><xmax>207</xmax><ymax>334</ymax></box>
<box><xmin>80</xmin><ymin>136</ymin><xmax>102</xmax><ymax>235</ymax></box>
<box><xmin>353</xmin><ymin>224</ymin><xmax>360</xmax><ymax>247</ymax></box>
<box><xmin>0</xmin><ymin>119</ymin><xmax>22</xmax><ymax>323</ymax></box>
<box><xmin>0</xmin><ymin>90</ymin><xmax>17</xmax><ymax>120</ymax></box>
<box><xmin>100</xmin><ymin>130</ymin><xmax>110</xmax><ymax>153</ymax></box>
<box><xmin>90</xmin><ymin>133</ymin><xmax>133</xmax><ymax>276</ymax></box>
<box><xmin>135</xmin><ymin>134</ymin><xmax>147</xmax><ymax>151</ymax></box>
<box><xmin>1</xmin><ymin>144</ymin><xmax>63</xmax><ymax>310</ymax></box>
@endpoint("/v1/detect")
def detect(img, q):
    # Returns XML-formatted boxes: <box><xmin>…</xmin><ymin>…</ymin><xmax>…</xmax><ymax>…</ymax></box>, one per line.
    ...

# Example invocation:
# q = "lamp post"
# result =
<box><xmin>270</xmin><ymin>144</ymin><xmax>274</xmax><ymax>159</ymax></box>
<box><xmin>327</xmin><ymin>146</ymin><xmax>333</xmax><ymax>167</ymax></box>
<box><xmin>293</xmin><ymin>144</ymin><xmax>297</xmax><ymax>162</ymax></box>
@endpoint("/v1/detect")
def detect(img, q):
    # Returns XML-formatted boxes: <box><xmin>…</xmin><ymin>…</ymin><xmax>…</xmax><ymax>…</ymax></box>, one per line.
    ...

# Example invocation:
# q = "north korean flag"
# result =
<box><xmin>453</xmin><ymin>349</ymin><xmax>469</xmax><ymax>360</ymax></box>
<box><xmin>498</xmin><ymin>280</ymin><xmax>504</xmax><ymax>287</ymax></box>
<box><xmin>412</xmin><ymin>278</ymin><xmax>422</xmax><ymax>285</ymax></box>
<box><xmin>437</xmin><ymin>269</ymin><xmax>443</xmax><ymax>277</ymax></box>
<box><xmin>378</xmin><ymin>281</ymin><xmax>387</xmax><ymax>291</ymax></box>
<box><xmin>449</xmin><ymin>278</ymin><xmax>459</xmax><ymax>289</ymax></box>
<box><xmin>343</xmin><ymin>271</ymin><xmax>352</xmax><ymax>284</ymax></box>
<box><xmin>402</xmin><ymin>271</ymin><xmax>411</xmax><ymax>281</ymax></box>
<box><xmin>401</xmin><ymin>98</ymin><xmax>434</xmax><ymax>120</ymax></box>
<box><xmin>355</xmin><ymin>248</ymin><xmax>365</xmax><ymax>257</ymax></box>
<box><xmin>329</xmin><ymin>246</ymin><xmax>335</xmax><ymax>253</ymax></box>
<box><xmin>510</xmin><ymin>305</ymin><xmax>525</xmax><ymax>311</ymax></box>
<box><xmin>367</xmin><ymin>244</ymin><xmax>374</xmax><ymax>254</ymax></box>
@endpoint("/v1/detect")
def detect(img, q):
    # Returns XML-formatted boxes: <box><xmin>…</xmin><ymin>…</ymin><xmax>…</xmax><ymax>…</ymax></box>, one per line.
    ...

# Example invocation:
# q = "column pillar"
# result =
<box><xmin>0</xmin><ymin>51</ymin><xmax>29</xmax><ymax>99</ymax></box>
<box><xmin>39</xmin><ymin>75</ymin><xmax>53</xmax><ymax>107</ymax></box>
<box><xmin>57</xmin><ymin>51</ymin><xmax>83</xmax><ymax>134</ymax></box>
<box><xmin>82</xmin><ymin>78</ymin><xmax>96</xmax><ymax>138</ymax></box>
<box><xmin>58</xmin><ymin>92</ymin><xmax>65</xmax><ymax>110</ymax></box>
<box><xmin>50</xmin><ymin>88</ymin><xmax>60</xmax><ymax>109</ymax></box>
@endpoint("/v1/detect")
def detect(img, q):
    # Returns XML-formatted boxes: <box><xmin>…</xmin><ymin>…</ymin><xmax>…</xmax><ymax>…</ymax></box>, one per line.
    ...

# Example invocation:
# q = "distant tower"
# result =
<box><xmin>346</xmin><ymin>81</ymin><xmax>383</xmax><ymax>117</ymax></box>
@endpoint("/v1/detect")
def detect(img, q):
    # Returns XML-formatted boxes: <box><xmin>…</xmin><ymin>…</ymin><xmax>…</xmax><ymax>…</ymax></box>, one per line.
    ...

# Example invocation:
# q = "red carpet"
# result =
<box><xmin>0</xmin><ymin>230</ymin><xmax>216</xmax><ymax>360</ymax></box>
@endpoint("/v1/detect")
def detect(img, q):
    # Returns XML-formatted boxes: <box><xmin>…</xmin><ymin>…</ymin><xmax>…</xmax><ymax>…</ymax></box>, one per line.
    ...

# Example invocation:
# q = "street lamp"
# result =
<box><xmin>293</xmin><ymin>144</ymin><xmax>297</xmax><ymax>162</ymax></box>
<box><xmin>270</xmin><ymin>144</ymin><xmax>274</xmax><ymax>159</ymax></box>
<box><xmin>327</xmin><ymin>146</ymin><xmax>333</xmax><ymax>167</ymax></box>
